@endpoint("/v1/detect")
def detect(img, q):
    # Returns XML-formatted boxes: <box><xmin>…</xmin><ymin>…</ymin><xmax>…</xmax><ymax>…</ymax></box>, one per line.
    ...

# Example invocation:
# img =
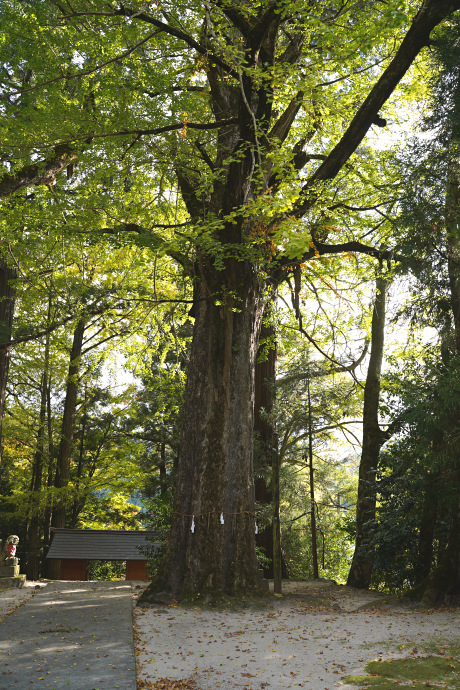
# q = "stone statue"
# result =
<box><xmin>0</xmin><ymin>535</ymin><xmax>20</xmax><ymax>577</ymax></box>
<box><xmin>0</xmin><ymin>535</ymin><xmax>19</xmax><ymax>562</ymax></box>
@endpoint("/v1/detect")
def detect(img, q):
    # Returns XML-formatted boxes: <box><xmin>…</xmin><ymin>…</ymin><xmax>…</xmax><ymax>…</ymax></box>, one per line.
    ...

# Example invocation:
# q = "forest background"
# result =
<box><xmin>1</xmin><ymin>0</ymin><xmax>460</xmax><ymax>605</ymax></box>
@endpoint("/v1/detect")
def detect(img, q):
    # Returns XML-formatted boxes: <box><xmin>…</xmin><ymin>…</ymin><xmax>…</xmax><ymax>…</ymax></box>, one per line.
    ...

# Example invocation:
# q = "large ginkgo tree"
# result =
<box><xmin>1</xmin><ymin>0</ymin><xmax>459</xmax><ymax>597</ymax></box>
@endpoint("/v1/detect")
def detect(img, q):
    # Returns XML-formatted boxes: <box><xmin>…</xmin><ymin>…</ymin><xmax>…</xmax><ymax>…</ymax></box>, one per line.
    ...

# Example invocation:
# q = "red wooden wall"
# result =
<box><xmin>53</xmin><ymin>559</ymin><xmax>150</xmax><ymax>580</ymax></box>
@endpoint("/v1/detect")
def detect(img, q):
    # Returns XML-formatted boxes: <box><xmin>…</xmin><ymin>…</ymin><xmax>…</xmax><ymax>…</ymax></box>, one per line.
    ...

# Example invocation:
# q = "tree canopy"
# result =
<box><xmin>1</xmin><ymin>0</ymin><xmax>460</xmax><ymax>600</ymax></box>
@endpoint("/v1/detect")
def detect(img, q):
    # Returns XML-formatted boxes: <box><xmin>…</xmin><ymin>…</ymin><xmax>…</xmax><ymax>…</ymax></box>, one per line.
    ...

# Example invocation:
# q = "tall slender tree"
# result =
<box><xmin>347</xmin><ymin>276</ymin><xmax>389</xmax><ymax>589</ymax></box>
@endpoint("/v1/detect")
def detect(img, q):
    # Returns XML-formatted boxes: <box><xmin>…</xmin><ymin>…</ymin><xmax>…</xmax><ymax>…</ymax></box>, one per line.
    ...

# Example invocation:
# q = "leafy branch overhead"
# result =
<box><xmin>0</xmin><ymin>1</ymin><xmax>455</xmax><ymax>282</ymax></box>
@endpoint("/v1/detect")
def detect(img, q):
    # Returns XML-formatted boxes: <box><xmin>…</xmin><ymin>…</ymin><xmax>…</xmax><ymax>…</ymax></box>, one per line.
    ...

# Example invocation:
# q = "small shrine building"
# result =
<box><xmin>46</xmin><ymin>528</ymin><xmax>160</xmax><ymax>581</ymax></box>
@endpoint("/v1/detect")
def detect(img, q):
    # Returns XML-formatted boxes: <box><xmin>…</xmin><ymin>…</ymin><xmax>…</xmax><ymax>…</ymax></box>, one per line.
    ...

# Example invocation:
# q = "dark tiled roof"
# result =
<box><xmin>46</xmin><ymin>528</ymin><xmax>160</xmax><ymax>560</ymax></box>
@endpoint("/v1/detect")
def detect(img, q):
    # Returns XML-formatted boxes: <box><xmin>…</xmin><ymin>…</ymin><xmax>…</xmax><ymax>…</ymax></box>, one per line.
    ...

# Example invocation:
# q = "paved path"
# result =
<box><xmin>0</xmin><ymin>581</ymin><xmax>137</xmax><ymax>690</ymax></box>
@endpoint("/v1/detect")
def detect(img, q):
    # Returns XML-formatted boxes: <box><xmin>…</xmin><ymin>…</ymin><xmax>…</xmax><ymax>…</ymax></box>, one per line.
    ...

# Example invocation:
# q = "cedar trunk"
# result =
<box><xmin>272</xmin><ymin>433</ymin><xmax>281</xmax><ymax>594</ymax></box>
<box><xmin>153</xmin><ymin>264</ymin><xmax>263</xmax><ymax>597</ymax></box>
<box><xmin>347</xmin><ymin>278</ymin><xmax>387</xmax><ymax>589</ymax></box>
<box><xmin>416</xmin><ymin>506</ymin><xmax>460</xmax><ymax>606</ymax></box>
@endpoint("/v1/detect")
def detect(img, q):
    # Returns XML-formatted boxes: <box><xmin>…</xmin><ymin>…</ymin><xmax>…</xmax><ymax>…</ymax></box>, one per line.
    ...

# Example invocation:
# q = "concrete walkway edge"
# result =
<box><xmin>0</xmin><ymin>581</ymin><xmax>138</xmax><ymax>689</ymax></box>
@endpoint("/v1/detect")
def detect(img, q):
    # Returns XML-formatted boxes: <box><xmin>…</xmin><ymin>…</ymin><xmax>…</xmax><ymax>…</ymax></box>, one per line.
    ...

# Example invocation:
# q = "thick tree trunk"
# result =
<box><xmin>147</xmin><ymin>263</ymin><xmax>264</xmax><ymax>598</ymax></box>
<box><xmin>447</xmin><ymin>180</ymin><xmax>460</xmax><ymax>351</ymax></box>
<box><xmin>0</xmin><ymin>256</ymin><xmax>16</xmax><ymax>470</ymax></box>
<box><xmin>347</xmin><ymin>277</ymin><xmax>387</xmax><ymax>589</ymax></box>
<box><xmin>47</xmin><ymin>317</ymin><xmax>85</xmax><ymax>579</ymax></box>
<box><xmin>253</xmin><ymin>320</ymin><xmax>288</xmax><ymax>582</ymax></box>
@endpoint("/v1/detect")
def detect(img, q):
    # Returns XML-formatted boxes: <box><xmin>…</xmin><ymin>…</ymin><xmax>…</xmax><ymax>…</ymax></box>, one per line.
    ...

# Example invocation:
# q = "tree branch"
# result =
<box><xmin>0</xmin><ymin>296</ymin><xmax>132</xmax><ymax>351</ymax></box>
<box><xmin>273</xmin><ymin>241</ymin><xmax>399</xmax><ymax>280</ymax></box>
<box><xmin>211</xmin><ymin>0</ymin><xmax>253</xmax><ymax>37</ymax></box>
<box><xmin>283</xmin><ymin>320</ymin><xmax>369</xmax><ymax>375</ymax></box>
<box><xmin>268</xmin><ymin>91</ymin><xmax>305</xmax><ymax>143</ymax></box>
<box><xmin>292</xmin><ymin>0</ymin><xmax>460</xmax><ymax>217</ymax></box>
<box><xmin>249</xmin><ymin>1</ymin><xmax>282</xmax><ymax>45</ymax></box>
<box><xmin>380</xmin><ymin>413</ymin><xmax>407</xmax><ymax>443</ymax></box>
<box><xmin>328</xmin><ymin>200</ymin><xmax>400</xmax><ymax>212</ymax></box>
<box><xmin>99</xmin><ymin>222</ymin><xmax>190</xmax><ymax>269</ymax></box>
<box><xmin>0</xmin><ymin>144</ymin><xmax>80</xmax><ymax>197</ymax></box>
<box><xmin>39</xmin><ymin>119</ymin><xmax>238</xmax><ymax>149</ymax></box>
<box><xmin>0</xmin><ymin>314</ymin><xmax>77</xmax><ymax>350</ymax></box>
<box><xmin>195</xmin><ymin>140</ymin><xmax>215</xmax><ymax>171</ymax></box>
<box><xmin>114</xmin><ymin>7</ymin><xmax>239</xmax><ymax>79</ymax></box>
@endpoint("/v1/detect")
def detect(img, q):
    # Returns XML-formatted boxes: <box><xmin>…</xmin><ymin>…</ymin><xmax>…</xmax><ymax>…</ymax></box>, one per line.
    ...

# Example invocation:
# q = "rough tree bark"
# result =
<box><xmin>272</xmin><ymin>430</ymin><xmax>282</xmax><ymax>594</ymax></box>
<box><xmin>153</xmin><ymin>267</ymin><xmax>263</xmax><ymax>596</ymax></box>
<box><xmin>347</xmin><ymin>277</ymin><xmax>388</xmax><ymax>589</ymax></box>
<box><xmin>414</xmin><ymin>504</ymin><xmax>460</xmax><ymax>606</ymax></box>
<box><xmin>70</xmin><ymin>384</ymin><xmax>88</xmax><ymax>528</ymax></box>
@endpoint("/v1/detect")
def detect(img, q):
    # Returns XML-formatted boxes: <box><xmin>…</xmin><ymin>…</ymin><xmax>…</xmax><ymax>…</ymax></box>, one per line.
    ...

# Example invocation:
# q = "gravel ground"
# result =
<box><xmin>133</xmin><ymin>580</ymin><xmax>460</xmax><ymax>689</ymax></box>
<box><xmin>2</xmin><ymin>580</ymin><xmax>459</xmax><ymax>690</ymax></box>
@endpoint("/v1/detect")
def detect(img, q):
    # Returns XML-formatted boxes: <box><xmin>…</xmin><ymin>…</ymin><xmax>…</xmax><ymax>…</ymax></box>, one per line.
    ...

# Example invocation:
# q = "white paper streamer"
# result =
<box><xmin>255</xmin><ymin>522</ymin><xmax>258</xmax><ymax>535</ymax></box>
<box><xmin>220</xmin><ymin>513</ymin><xmax>224</xmax><ymax>525</ymax></box>
<box><xmin>191</xmin><ymin>516</ymin><xmax>195</xmax><ymax>533</ymax></box>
